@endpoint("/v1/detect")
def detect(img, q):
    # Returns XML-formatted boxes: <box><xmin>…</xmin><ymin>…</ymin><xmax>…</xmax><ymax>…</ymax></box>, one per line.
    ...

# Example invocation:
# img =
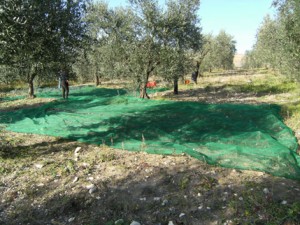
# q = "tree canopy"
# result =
<box><xmin>0</xmin><ymin>0</ymin><xmax>89</xmax><ymax>97</ymax></box>
<box><xmin>243</xmin><ymin>0</ymin><xmax>300</xmax><ymax>78</ymax></box>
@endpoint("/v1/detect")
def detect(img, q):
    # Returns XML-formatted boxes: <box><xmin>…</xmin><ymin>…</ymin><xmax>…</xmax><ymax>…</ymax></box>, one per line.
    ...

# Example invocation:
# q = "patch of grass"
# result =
<box><xmin>280</xmin><ymin>103</ymin><xmax>300</xmax><ymax>131</ymax></box>
<box><xmin>99</xmin><ymin>151</ymin><xmax>117</xmax><ymax>162</ymax></box>
<box><xmin>227</xmin><ymin>188</ymin><xmax>300</xmax><ymax>224</ymax></box>
<box><xmin>179</xmin><ymin>175</ymin><xmax>190</xmax><ymax>190</ymax></box>
<box><xmin>239</xmin><ymin>81</ymin><xmax>297</xmax><ymax>94</ymax></box>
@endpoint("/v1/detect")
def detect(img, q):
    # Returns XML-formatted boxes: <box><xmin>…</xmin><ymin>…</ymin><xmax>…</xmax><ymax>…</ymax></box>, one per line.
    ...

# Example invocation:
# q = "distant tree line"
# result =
<box><xmin>0</xmin><ymin>0</ymin><xmax>237</xmax><ymax>98</ymax></box>
<box><xmin>243</xmin><ymin>0</ymin><xmax>300</xmax><ymax>79</ymax></box>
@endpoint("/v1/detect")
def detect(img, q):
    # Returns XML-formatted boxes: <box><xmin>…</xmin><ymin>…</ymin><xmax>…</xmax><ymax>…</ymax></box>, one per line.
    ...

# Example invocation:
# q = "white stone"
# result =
<box><xmin>130</xmin><ymin>221</ymin><xmax>141</xmax><ymax>225</ymax></box>
<box><xmin>86</xmin><ymin>184</ymin><xmax>95</xmax><ymax>190</ymax></box>
<box><xmin>34</xmin><ymin>164</ymin><xmax>44</xmax><ymax>169</ymax></box>
<box><xmin>115</xmin><ymin>219</ymin><xmax>124</xmax><ymax>225</ymax></box>
<box><xmin>68</xmin><ymin>217</ymin><xmax>75</xmax><ymax>222</ymax></box>
<box><xmin>263</xmin><ymin>188</ymin><xmax>269</xmax><ymax>194</ymax></box>
<box><xmin>179</xmin><ymin>213</ymin><xmax>185</xmax><ymax>218</ymax></box>
<box><xmin>74</xmin><ymin>147</ymin><xmax>81</xmax><ymax>154</ymax></box>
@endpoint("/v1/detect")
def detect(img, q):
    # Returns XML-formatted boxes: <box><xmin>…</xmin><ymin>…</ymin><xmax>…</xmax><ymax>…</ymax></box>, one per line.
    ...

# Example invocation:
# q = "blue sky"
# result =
<box><xmin>104</xmin><ymin>0</ymin><xmax>276</xmax><ymax>54</ymax></box>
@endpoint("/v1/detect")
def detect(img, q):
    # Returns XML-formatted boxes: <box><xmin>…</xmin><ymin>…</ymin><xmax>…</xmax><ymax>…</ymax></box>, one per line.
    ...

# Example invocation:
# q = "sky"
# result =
<box><xmin>104</xmin><ymin>0</ymin><xmax>276</xmax><ymax>54</ymax></box>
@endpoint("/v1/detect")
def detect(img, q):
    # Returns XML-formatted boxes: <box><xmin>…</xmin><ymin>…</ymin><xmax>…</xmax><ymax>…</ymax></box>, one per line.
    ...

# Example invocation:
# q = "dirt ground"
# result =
<box><xmin>1</xmin><ymin>73</ymin><xmax>300</xmax><ymax>225</ymax></box>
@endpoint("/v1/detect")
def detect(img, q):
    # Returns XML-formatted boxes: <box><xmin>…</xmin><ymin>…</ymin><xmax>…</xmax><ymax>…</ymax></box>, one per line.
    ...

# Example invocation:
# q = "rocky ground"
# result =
<box><xmin>1</xmin><ymin>131</ymin><xmax>300</xmax><ymax>225</ymax></box>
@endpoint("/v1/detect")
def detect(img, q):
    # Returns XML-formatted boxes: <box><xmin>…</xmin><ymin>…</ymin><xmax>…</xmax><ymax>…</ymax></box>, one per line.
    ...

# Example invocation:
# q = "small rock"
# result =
<box><xmin>139</xmin><ymin>197</ymin><xmax>146</xmax><ymax>201</ymax></box>
<box><xmin>74</xmin><ymin>147</ymin><xmax>81</xmax><ymax>154</ymax></box>
<box><xmin>263</xmin><ymin>188</ymin><xmax>269</xmax><ymax>194</ymax></box>
<box><xmin>34</xmin><ymin>164</ymin><xmax>44</xmax><ymax>169</ymax></box>
<box><xmin>198</xmin><ymin>204</ymin><xmax>203</xmax><ymax>210</ymax></box>
<box><xmin>162</xmin><ymin>199</ymin><xmax>168</xmax><ymax>206</ymax></box>
<box><xmin>168</xmin><ymin>221</ymin><xmax>175</xmax><ymax>225</ymax></box>
<box><xmin>223</xmin><ymin>220</ymin><xmax>233</xmax><ymax>225</ymax></box>
<box><xmin>68</xmin><ymin>217</ymin><xmax>75</xmax><ymax>222</ymax></box>
<box><xmin>179</xmin><ymin>213</ymin><xmax>186</xmax><ymax>218</ymax></box>
<box><xmin>239</xmin><ymin>197</ymin><xmax>243</xmax><ymax>201</ymax></box>
<box><xmin>153</xmin><ymin>197</ymin><xmax>161</xmax><ymax>201</ymax></box>
<box><xmin>86</xmin><ymin>184</ymin><xmax>95</xmax><ymax>190</ymax></box>
<box><xmin>130</xmin><ymin>221</ymin><xmax>141</xmax><ymax>225</ymax></box>
<box><xmin>281</xmin><ymin>200</ymin><xmax>287</xmax><ymax>205</ymax></box>
<box><xmin>81</xmin><ymin>163</ymin><xmax>89</xmax><ymax>168</ymax></box>
<box><xmin>72</xmin><ymin>177</ymin><xmax>79</xmax><ymax>183</ymax></box>
<box><xmin>115</xmin><ymin>219</ymin><xmax>124</xmax><ymax>225</ymax></box>
<box><xmin>89</xmin><ymin>187</ymin><xmax>97</xmax><ymax>194</ymax></box>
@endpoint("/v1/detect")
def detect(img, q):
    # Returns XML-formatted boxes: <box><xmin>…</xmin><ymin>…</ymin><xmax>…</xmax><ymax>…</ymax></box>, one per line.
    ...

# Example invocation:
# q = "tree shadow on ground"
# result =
<box><xmin>163</xmin><ymin>84</ymin><xmax>294</xmax><ymax>104</ymax></box>
<box><xmin>0</xmin><ymin>136</ymin><xmax>84</xmax><ymax>160</ymax></box>
<box><xmin>1</xmin><ymin>148</ymin><xmax>300</xmax><ymax>225</ymax></box>
<box><xmin>62</xmin><ymin>100</ymin><xmax>299</xmax><ymax>180</ymax></box>
<box><xmin>0</xmin><ymin>88</ymin><xmax>128</xmax><ymax>124</ymax></box>
<box><xmin>1</xmin><ymin>89</ymin><xmax>299</xmax><ymax>179</ymax></box>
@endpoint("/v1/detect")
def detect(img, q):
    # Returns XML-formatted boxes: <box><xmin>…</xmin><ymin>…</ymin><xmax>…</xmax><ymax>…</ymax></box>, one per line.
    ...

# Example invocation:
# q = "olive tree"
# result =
<box><xmin>0</xmin><ymin>0</ymin><xmax>88</xmax><ymax>97</ymax></box>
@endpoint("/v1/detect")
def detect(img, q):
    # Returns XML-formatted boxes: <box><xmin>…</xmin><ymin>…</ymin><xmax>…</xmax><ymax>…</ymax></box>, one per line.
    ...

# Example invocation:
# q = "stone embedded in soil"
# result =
<box><xmin>130</xmin><ymin>221</ymin><xmax>141</xmax><ymax>225</ymax></box>
<box><xmin>34</xmin><ymin>163</ymin><xmax>44</xmax><ymax>169</ymax></box>
<box><xmin>89</xmin><ymin>186</ymin><xmax>97</xmax><ymax>194</ymax></box>
<box><xmin>86</xmin><ymin>183</ymin><xmax>96</xmax><ymax>194</ymax></box>
<box><xmin>263</xmin><ymin>188</ymin><xmax>269</xmax><ymax>194</ymax></box>
<box><xmin>68</xmin><ymin>217</ymin><xmax>75</xmax><ymax>222</ymax></box>
<box><xmin>115</xmin><ymin>219</ymin><xmax>124</xmax><ymax>225</ymax></box>
<box><xmin>179</xmin><ymin>213</ymin><xmax>186</xmax><ymax>218</ymax></box>
<box><xmin>74</xmin><ymin>147</ymin><xmax>81</xmax><ymax>154</ymax></box>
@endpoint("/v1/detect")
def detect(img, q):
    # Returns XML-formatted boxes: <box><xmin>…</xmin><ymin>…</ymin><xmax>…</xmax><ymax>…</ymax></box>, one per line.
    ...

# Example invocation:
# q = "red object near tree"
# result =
<box><xmin>146</xmin><ymin>81</ymin><xmax>157</xmax><ymax>88</ymax></box>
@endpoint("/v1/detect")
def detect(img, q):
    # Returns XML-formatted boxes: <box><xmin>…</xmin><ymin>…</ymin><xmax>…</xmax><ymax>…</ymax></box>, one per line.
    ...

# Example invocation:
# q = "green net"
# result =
<box><xmin>1</xmin><ymin>86</ymin><xmax>300</xmax><ymax>179</ymax></box>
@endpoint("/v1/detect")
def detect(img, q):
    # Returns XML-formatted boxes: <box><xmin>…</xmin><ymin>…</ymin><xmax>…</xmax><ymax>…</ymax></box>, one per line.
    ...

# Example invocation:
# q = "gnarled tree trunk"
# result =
<box><xmin>139</xmin><ymin>82</ymin><xmax>150</xmax><ymax>99</ymax></box>
<box><xmin>28</xmin><ymin>75</ymin><xmax>36</xmax><ymax>98</ymax></box>
<box><xmin>95</xmin><ymin>74</ymin><xmax>100</xmax><ymax>86</ymax></box>
<box><xmin>173</xmin><ymin>78</ymin><xmax>179</xmax><ymax>95</ymax></box>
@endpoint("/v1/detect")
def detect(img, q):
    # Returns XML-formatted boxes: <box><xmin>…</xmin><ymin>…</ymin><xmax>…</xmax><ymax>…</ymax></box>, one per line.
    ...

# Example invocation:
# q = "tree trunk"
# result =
<box><xmin>28</xmin><ymin>78</ymin><xmax>35</xmax><ymax>98</ymax></box>
<box><xmin>95</xmin><ymin>74</ymin><xmax>100</xmax><ymax>86</ymax></box>
<box><xmin>173</xmin><ymin>78</ymin><xmax>178</xmax><ymax>95</ymax></box>
<box><xmin>27</xmin><ymin>70</ymin><xmax>37</xmax><ymax>98</ymax></box>
<box><xmin>139</xmin><ymin>82</ymin><xmax>150</xmax><ymax>99</ymax></box>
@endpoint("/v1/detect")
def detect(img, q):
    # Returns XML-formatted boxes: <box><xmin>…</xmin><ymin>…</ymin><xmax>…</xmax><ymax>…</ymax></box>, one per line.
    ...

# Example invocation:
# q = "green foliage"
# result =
<box><xmin>77</xmin><ymin>0</ymin><xmax>202</xmax><ymax>97</ymax></box>
<box><xmin>201</xmin><ymin>30</ymin><xmax>236</xmax><ymax>71</ymax></box>
<box><xmin>0</xmin><ymin>0</ymin><xmax>89</xmax><ymax>96</ymax></box>
<box><xmin>244</xmin><ymin>0</ymin><xmax>300</xmax><ymax>79</ymax></box>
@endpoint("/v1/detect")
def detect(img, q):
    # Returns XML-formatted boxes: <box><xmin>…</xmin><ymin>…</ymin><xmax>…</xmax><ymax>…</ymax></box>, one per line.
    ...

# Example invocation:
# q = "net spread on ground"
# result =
<box><xmin>1</xmin><ymin>87</ymin><xmax>300</xmax><ymax>179</ymax></box>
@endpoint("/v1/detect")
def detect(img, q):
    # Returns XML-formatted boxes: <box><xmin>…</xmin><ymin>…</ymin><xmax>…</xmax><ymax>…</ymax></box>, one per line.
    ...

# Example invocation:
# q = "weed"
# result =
<box><xmin>227</xmin><ymin>187</ymin><xmax>300</xmax><ymax>224</ymax></box>
<box><xmin>179</xmin><ymin>176</ymin><xmax>190</xmax><ymax>190</ymax></box>
<box><xmin>99</xmin><ymin>152</ymin><xmax>116</xmax><ymax>162</ymax></box>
